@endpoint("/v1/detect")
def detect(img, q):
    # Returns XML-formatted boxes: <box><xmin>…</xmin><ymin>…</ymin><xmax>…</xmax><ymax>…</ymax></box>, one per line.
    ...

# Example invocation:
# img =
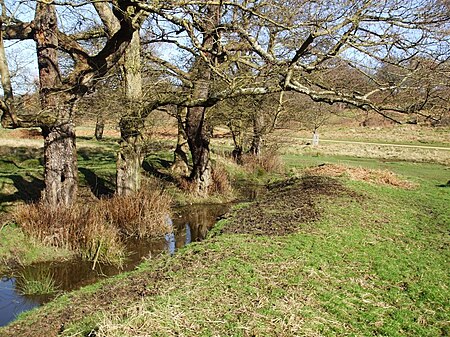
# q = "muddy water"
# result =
<box><xmin>0</xmin><ymin>203</ymin><xmax>231</xmax><ymax>327</ymax></box>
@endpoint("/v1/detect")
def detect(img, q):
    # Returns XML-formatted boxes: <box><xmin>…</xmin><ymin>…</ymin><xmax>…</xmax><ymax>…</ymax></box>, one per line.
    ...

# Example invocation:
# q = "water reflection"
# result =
<box><xmin>185</xmin><ymin>224</ymin><xmax>191</xmax><ymax>245</ymax></box>
<box><xmin>0</xmin><ymin>277</ymin><xmax>41</xmax><ymax>327</ymax></box>
<box><xmin>0</xmin><ymin>202</ymin><xmax>232</xmax><ymax>327</ymax></box>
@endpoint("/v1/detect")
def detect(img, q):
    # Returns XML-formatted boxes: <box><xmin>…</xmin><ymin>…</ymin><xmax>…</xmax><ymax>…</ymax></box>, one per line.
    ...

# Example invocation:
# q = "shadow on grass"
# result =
<box><xmin>437</xmin><ymin>180</ymin><xmax>450</xmax><ymax>188</ymax></box>
<box><xmin>0</xmin><ymin>147</ymin><xmax>43</xmax><ymax>162</ymax></box>
<box><xmin>79</xmin><ymin>168</ymin><xmax>115</xmax><ymax>198</ymax></box>
<box><xmin>142</xmin><ymin>159</ymin><xmax>176</xmax><ymax>183</ymax></box>
<box><xmin>0</xmin><ymin>174</ymin><xmax>44</xmax><ymax>204</ymax></box>
<box><xmin>78</xmin><ymin>148</ymin><xmax>116</xmax><ymax>163</ymax></box>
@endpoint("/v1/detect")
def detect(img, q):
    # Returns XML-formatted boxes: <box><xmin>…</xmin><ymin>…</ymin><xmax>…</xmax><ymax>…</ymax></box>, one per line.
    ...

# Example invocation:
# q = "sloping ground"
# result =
<box><xmin>1</xmin><ymin>175</ymin><xmax>449</xmax><ymax>337</ymax></box>
<box><xmin>222</xmin><ymin>176</ymin><xmax>361</xmax><ymax>236</ymax></box>
<box><xmin>305</xmin><ymin>164</ymin><xmax>416</xmax><ymax>189</ymax></box>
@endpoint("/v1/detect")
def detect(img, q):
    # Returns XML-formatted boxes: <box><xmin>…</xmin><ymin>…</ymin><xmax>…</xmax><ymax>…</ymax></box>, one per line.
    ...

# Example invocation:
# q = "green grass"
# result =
<box><xmin>284</xmin><ymin>152</ymin><xmax>450</xmax><ymax>183</ymax></box>
<box><xmin>0</xmin><ymin>224</ymin><xmax>72</xmax><ymax>275</ymax></box>
<box><xmin>16</xmin><ymin>269</ymin><xmax>59</xmax><ymax>295</ymax></box>
<box><xmin>1</xmin><ymin>159</ymin><xmax>448</xmax><ymax>336</ymax></box>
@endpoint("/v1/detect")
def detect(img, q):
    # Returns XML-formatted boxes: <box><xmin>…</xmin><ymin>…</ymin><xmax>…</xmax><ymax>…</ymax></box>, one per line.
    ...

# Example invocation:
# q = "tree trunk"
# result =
<box><xmin>41</xmin><ymin>117</ymin><xmax>78</xmax><ymax>207</ymax></box>
<box><xmin>186</xmin><ymin>103</ymin><xmax>212</xmax><ymax>196</ymax></box>
<box><xmin>249</xmin><ymin>113</ymin><xmax>264</xmax><ymax>156</ymax></box>
<box><xmin>116</xmin><ymin>118</ymin><xmax>143</xmax><ymax>195</ymax></box>
<box><xmin>312</xmin><ymin>129</ymin><xmax>319</xmax><ymax>146</ymax></box>
<box><xmin>0</xmin><ymin>17</ymin><xmax>17</xmax><ymax>128</ymax></box>
<box><xmin>35</xmin><ymin>2</ymin><xmax>78</xmax><ymax>207</ymax></box>
<box><xmin>116</xmin><ymin>30</ymin><xmax>143</xmax><ymax>195</ymax></box>
<box><xmin>183</xmin><ymin>4</ymin><xmax>222</xmax><ymax>196</ymax></box>
<box><xmin>94</xmin><ymin>115</ymin><xmax>104</xmax><ymax>140</ymax></box>
<box><xmin>228</xmin><ymin>120</ymin><xmax>243</xmax><ymax>164</ymax></box>
<box><xmin>172</xmin><ymin>106</ymin><xmax>190</xmax><ymax>176</ymax></box>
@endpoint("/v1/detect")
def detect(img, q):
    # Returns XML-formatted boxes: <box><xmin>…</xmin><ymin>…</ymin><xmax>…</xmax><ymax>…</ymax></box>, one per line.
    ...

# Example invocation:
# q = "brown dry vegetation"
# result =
<box><xmin>13</xmin><ymin>182</ymin><xmax>172</xmax><ymax>264</ymax></box>
<box><xmin>241</xmin><ymin>150</ymin><xmax>285</xmax><ymax>174</ymax></box>
<box><xmin>305</xmin><ymin>164</ymin><xmax>417</xmax><ymax>189</ymax></box>
<box><xmin>177</xmin><ymin>162</ymin><xmax>233</xmax><ymax>196</ymax></box>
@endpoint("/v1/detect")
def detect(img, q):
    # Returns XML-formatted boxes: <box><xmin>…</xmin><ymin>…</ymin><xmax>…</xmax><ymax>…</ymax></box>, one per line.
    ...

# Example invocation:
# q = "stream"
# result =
<box><xmin>0</xmin><ymin>202</ymin><xmax>233</xmax><ymax>327</ymax></box>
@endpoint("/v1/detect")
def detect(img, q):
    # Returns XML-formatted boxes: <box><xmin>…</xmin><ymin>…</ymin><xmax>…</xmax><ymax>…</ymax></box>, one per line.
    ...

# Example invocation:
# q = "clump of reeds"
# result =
<box><xmin>13</xmin><ymin>181</ymin><xmax>172</xmax><ymax>265</ymax></box>
<box><xmin>16</xmin><ymin>270</ymin><xmax>59</xmax><ymax>295</ymax></box>
<box><xmin>241</xmin><ymin>149</ymin><xmax>285</xmax><ymax>174</ymax></box>
<box><xmin>100</xmin><ymin>183</ymin><xmax>172</xmax><ymax>238</ymax></box>
<box><xmin>210</xmin><ymin>162</ymin><xmax>232</xmax><ymax>195</ymax></box>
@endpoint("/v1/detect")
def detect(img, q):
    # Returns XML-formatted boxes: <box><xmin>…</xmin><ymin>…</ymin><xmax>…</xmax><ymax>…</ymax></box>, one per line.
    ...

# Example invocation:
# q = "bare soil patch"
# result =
<box><xmin>223</xmin><ymin>176</ymin><xmax>359</xmax><ymax>236</ymax></box>
<box><xmin>305</xmin><ymin>164</ymin><xmax>416</xmax><ymax>189</ymax></box>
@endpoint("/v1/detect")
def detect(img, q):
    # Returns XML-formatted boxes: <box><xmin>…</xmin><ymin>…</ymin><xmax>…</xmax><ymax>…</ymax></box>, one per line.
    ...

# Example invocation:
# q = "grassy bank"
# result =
<box><xmin>0</xmin><ymin>224</ymin><xmax>72</xmax><ymax>275</ymax></box>
<box><xmin>1</xmin><ymin>159</ymin><xmax>448</xmax><ymax>336</ymax></box>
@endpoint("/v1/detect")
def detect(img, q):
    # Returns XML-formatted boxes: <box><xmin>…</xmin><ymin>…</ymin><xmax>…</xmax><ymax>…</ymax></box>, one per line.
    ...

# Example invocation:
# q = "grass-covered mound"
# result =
<box><xmin>1</xmin><ymin>167</ymin><xmax>448</xmax><ymax>337</ymax></box>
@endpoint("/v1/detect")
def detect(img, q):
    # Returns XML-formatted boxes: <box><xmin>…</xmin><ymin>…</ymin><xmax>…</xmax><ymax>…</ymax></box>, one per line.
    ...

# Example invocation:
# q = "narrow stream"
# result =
<box><xmin>0</xmin><ymin>203</ymin><xmax>232</xmax><ymax>327</ymax></box>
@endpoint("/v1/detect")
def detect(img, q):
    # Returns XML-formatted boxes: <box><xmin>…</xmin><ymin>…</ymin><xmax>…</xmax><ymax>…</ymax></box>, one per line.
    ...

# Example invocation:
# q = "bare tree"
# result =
<box><xmin>0</xmin><ymin>0</ymin><xmax>147</xmax><ymax>207</ymax></box>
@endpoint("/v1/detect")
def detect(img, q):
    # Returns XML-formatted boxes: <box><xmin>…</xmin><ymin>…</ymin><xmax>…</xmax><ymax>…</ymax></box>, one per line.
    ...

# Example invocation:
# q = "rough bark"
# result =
<box><xmin>116</xmin><ymin>116</ymin><xmax>143</xmax><ymax>195</ymax></box>
<box><xmin>249</xmin><ymin>112</ymin><xmax>264</xmax><ymax>156</ymax></box>
<box><xmin>183</xmin><ymin>5</ymin><xmax>221</xmax><ymax>196</ymax></box>
<box><xmin>35</xmin><ymin>3</ymin><xmax>77</xmax><ymax>207</ymax></box>
<box><xmin>229</xmin><ymin>120</ymin><xmax>243</xmax><ymax>164</ymax></box>
<box><xmin>186</xmin><ymin>102</ymin><xmax>212</xmax><ymax>195</ymax></box>
<box><xmin>171</xmin><ymin>106</ymin><xmax>190</xmax><ymax>176</ymax></box>
<box><xmin>41</xmin><ymin>115</ymin><xmax>77</xmax><ymax>208</ymax></box>
<box><xmin>94</xmin><ymin>115</ymin><xmax>105</xmax><ymax>140</ymax></box>
<box><xmin>185</xmin><ymin>57</ymin><xmax>213</xmax><ymax>195</ymax></box>
<box><xmin>116</xmin><ymin>30</ymin><xmax>143</xmax><ymax>195</ymax></box>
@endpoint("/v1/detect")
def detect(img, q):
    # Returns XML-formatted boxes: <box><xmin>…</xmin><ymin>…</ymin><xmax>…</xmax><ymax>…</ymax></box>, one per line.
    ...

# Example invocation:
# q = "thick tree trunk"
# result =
<box><xmin>116</xmin><ymin>30</ymin><xmax>143</xmax><ymax>195</ymax></box>
<box><xmin>228</xmin><ymin>120</ymin><xmax>243</xmax><ymax>164</ymax></box>
<box><xmin>186</xmin><ymin>106</ymin><xmax>212</xmax><ymax>196</ymax></box>
<box><xmin>116</xmin><ymin>120</ymin><xmax>143</xmax><ymax>195</ymax></box>
<box><xmin>185</xmin><ymin>75</ymin><xmax>212</xmax><ymax>196</ymax></box>
<box><xmin>41</xmin><ymin>118</ymin><xmax>78</xmax><ymax>207</ymax></box>
<box><xmin>183</xmin><ymin>4</ymin><xmax>220</xmax><ymax>196</ymax></box>
<box><xmin>172</xmin><ymin>106</ymin><xmax>190</xmax><ymax>176</ymax></box>
<box><xmin>249</xmin><ymin>113</ymin><xmax>264</xmax><ymax>156</ymax></box>
<box><xmin>35</xmin><ymin>2</ymin><xmax>78</xmax><ymax>207</ymax></box>
<box><xmin>94</xmin><ymin>115</ymin><xmax>105</xmax><ymax>140</ymax></box>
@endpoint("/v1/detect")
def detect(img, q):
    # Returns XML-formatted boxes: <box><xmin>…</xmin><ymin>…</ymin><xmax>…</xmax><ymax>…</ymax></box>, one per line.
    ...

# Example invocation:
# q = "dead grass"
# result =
<box><xmin>177</xmin><ymin>162</ymin><xmax>233</xmax><ymax>196</ymax></box>
<box><xmin>13</xmin><ymin>182</ymin><xmax>172</xmax><ymax>265</ymax></box>
<box><xmin>100</xmin><ymin>182</ymin><xmax>172</xmax><ymax>238</ymax></box>
<box><xmin>241</xmin><ymin>149</ymin><xmax>285</xmax><ymax>174</ymax></box>
<box><xmin>210</xmin><ymin>162</ymin><xmax>232</xmax><ymax>195</ymax></box>
<box><xmin>14</xmin><ymin>201</ymin><xmax>125</xmax><ymax>265</ymax></box>
<box><xmin>305</xmin><ymin>164</ymin><xmax>416</xmax><ymax>189</ymax></box>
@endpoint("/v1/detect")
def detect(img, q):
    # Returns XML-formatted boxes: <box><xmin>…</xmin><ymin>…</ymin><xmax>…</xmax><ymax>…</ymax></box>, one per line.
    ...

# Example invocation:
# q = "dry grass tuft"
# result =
<box><xmin>14</xmin><ymin>202</ymin><xmax>125</xmax><ymax>264</ymax></box>
<box><xmin>210</xmin><ymin>162</ymin><xmax>232</xmax><ymax>195</ymax></box>
<box><xmin>241</xmin><ymin>149</ymin><xmax>285</xmax><ymax>174</ymax></box>
<box><xmin>305</xmin><ymin>164</ymin><xmax>416</xmax><ymax>189</ymax></box>
<box><xmin>177</xmin><ymin>176</ymin><xmax>196</xmax><ymax>194</ymax></box>
<box><xmin>13</xmin><ymin>181</ymin><xmax>172</xmax><ymax>264</ymax></box>
<box><xmin>177</xmin><ymin>162</ymin><xmax>232</xmax><ymax>196</ymax></box>
<box><xmin>100</xmin><ymin>185</ymin><xmax>172</xmax><ymax>238</ymax></box>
